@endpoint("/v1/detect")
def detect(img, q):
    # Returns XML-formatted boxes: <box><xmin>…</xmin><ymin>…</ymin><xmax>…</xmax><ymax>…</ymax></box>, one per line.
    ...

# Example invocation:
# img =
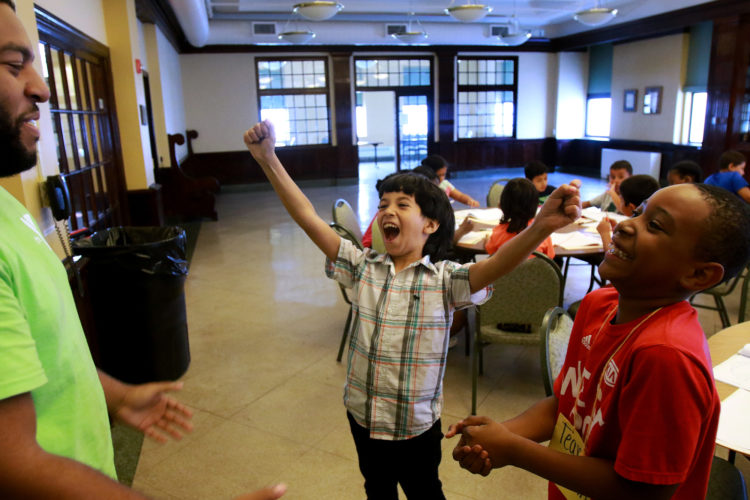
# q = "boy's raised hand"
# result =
<box><xmin>534</xmin><ymin>180</ymin><xmax>582</xmax><ymax>232</ymax></box>
<box><xmin>243</xmin><ymin>120</ymin><xmax>277</xmax><ymax>165</ymax></box>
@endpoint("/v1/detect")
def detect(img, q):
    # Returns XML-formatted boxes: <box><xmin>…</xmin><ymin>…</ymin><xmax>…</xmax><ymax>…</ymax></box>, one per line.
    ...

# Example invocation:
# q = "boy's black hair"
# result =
<box><xmin>378</xmin><ymin>173</ymin><xmax>454</xmax><ymax>261</ymax></box>
<box><xmin>669</xmin><ymin>160</ymin><xmax>703</xmax><ymax>182</ymax></box>
<box><xmin>412</xmin><ymin>165</ymin><xmax>439</xmax><ymax>183</ymax></box>
<box><xmin>499</xmin><ymin>178</ymin><xmax>538</xmax><ymax>234</ymax></box>
<box><xmin>421</xmin><ymin>154</ymin><xmax>448</xmax><ymax>173</ymax></box>
<box><xmin>693</xmin><ymin>183</ymin><xmax>750</xmax><ymax>283</ymax></box>
<box><xmin>0</xmin><ymin>0</ymin><xmax>15</xmax><ymax>10</ymax></box>
<box><xmin>719</xmin><ymin>150</ymin><xmax>746</xmax><ymax>171</ymax></box>
<box><xmin>524</xmin><ymin>160</ymin><xmax>548</xmax><ymax>181</ymax></box>
<box><xmin>610</xmin><ymin>160</ymin><xmax>633</xmax><ymax>176</ymax></box>
<box><xmin>619</xmin><ymin>175</ymin><xmax>660</xmax><ymax>208</ymax></box>
<box><xmin>375</xmin><ymin>170</ymin><xmax>409</xmax><ymax>193</ymax></box>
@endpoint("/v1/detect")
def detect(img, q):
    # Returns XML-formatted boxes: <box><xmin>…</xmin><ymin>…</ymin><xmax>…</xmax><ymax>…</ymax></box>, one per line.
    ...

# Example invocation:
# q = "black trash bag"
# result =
<box><xmin>73</xmin><ymin>226</ymin><xmax>188</xmax><ymax>276</ymax></box>
<box><xmin>72</xmin><ymin>226</ymin><xmax>190</xmax><ymax>384</ymax></box>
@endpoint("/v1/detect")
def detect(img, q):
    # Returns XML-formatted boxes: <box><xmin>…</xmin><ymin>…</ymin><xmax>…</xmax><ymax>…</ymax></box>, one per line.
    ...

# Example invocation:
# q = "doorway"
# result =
<box><xmin>356</xmin><ymin>90</ymin><xmax>431</xmax><ymax>182</ymax></box>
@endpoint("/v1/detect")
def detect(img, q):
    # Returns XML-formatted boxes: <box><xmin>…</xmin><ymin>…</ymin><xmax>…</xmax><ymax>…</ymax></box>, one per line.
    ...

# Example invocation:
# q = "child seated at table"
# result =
<box><xmin>667</xmin><ymin>160</ymin><xmax>702</xmax><ymax>185</ymax></box>
<box><xmin>582</xmin><ymin>160</ymin><xmax>632</xmax><ymax>212</ymax></box>
<box><xmin>485</xmin><ymin>178</ymin><xmax>555</xmax><ymax>259</ymax></box>
<box><xmin>243</xmin><ymin>120</ymin><xmax>581</xmax><ymax>499</ymax></box>
<box><xmin>597</xmin><ymin>175</ymin><xmax>661</xmax><ymax>249</ymax></box>
<box><xmin>447</xmin><ymin>182</ymin><xmax>750</xmax><ymax>500</ymax></box>
<box><xmin>422</xmin><ymin>154</ymin><xmax>480</xmax><ymax>207</ymax></box>
<box><xmin>704</xmin><ymin>149</ymin><xmax>750</xmax><ymax>203</ymax></box>
<box><xmin>525</xmin><ymin>160</ymin><xmax>556</xmax><ymax>204</ymax></box>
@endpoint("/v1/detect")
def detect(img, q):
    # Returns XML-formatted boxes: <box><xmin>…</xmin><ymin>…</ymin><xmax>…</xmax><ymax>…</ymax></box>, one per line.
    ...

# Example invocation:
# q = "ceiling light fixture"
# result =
<box><xmin>278</xmin><ymin>10</ymin><xmax>316</xmax><ymax>44</ymax></box>
<box><xmin>496</xmin><ymin>17</ymin><xmax>531</xmax><ymax>46</ymax></box>
<box><xmin>293</xmin><ymin>1</ymin><xmax>344</xmax><ymax>21</ymax></box>
<box><xmin>279</xmin><ymin>30</ymin><xmax>316</xmax><ymax>44</ymax></box>
<box><xmin>445</xmin><ymin>2</ymin><xmax>492</xmax><ymax>22</ymax></box>
<box><xmin>574</xmin><ymin>2</ymin><xmax>618</xmax><ymax>27</ymax></box>
<box><xmin>392</xmin><ymin>11</ymin><xmax>428</xmax><ymax>44</ymax></box>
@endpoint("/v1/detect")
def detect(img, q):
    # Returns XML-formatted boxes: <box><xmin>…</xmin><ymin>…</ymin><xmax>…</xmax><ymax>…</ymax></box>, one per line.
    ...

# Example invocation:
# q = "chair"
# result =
<box><xmin>705</xmin><ymin>456</ymin><xmax>748</xmax><ymax>500</ymax></box>
<box><xmin>690</xmin><ymin>264</ymin><xmax>749</xmax><ymax>328</ymax></box>
<box><xmin>540</xmin><ymin>307</ymin><xmax>574</xmax><ymax>397</ymax></box>
<box><xmin>159</xmin><ymin>132</ymin><xmax>220</xmax><ymax>221</ymax></box>
<box><xmin>332</xmin><ymin>199</ymin><xmax>363</xmax><ymax>243</ymax></box>
<box><xmin>329</xmin><ymin>222</ymin><xmax>363</xmax><ymax>362</ymax></box>
<box><xmin>471</xmin><ymin>252</ymin><xmax>564</xmax><ymax>414</ymax></box>
<box><xmin>370</xmin><ymin>218</ymin><xmax>386</xmax><ymax>254</ymax></box>
<box><xmin>486</xmin><ymin>178</ymin><xmax>511</xmax><ymax>208</ymax></box>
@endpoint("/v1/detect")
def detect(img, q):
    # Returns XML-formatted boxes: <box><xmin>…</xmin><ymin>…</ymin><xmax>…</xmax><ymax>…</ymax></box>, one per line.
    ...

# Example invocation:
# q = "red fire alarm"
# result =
<box><xmin>135</xmin><ymin>58</ymin><xmax>142</xmax><ymax>74</ymax></box>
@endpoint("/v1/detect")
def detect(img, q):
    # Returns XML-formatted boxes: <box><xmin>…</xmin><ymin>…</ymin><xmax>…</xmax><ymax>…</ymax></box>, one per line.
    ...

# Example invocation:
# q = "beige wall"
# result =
<box><xmin>143</xmin><ymin>23</ymin><xmax>188</xmax><ymax>166</ymax></box>
<box><xmin>103</xmin><ymin>0</ymin><xmax>154</xmax><ymax>189</ymax></box>
<box><xmin>181</xmin><ymin>51</ymin><xmax>559</xmax><ymax>153</ymax></box>
<box><xmin>33</xmin><ymin>0</ymin><xmax>107</xmax><ymax>45</ymax></box>
<box><xmin>610</xmin><ymin>33</ymin><xmax>688</xmax><ymax>142</ymax></box>
<box><xmin>516</xmin><ymin>52</ymin><xmax>557</xmax><ymax>139</ymax></box>
<box><xmin>555</xmin><ymin>51</ymin><xmax>588</xmax><ymax>139</ymax></box>
<box><xmin>181</xmin><ymin>53</ymin><xmax>258</xmax><ymax>153</ymax></box>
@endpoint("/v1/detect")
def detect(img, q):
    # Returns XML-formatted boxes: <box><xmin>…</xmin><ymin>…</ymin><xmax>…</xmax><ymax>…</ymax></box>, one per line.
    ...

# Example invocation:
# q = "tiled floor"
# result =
<box><xmin>131</xmin><ymin>166</ymin><xmax>748</xmax><ymax>499</ymax></box>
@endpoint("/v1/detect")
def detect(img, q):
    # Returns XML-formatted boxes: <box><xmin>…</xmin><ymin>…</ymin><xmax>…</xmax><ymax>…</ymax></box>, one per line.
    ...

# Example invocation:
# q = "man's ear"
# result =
<box><xmin>680</xmin><ymin>261</ymin><xmax>725</xmax><ymax>292</ymax></box>
<box><xmin>423</xmin><ymin>218</ymin><xmax>439</xmax><ymax>235</ymax></box>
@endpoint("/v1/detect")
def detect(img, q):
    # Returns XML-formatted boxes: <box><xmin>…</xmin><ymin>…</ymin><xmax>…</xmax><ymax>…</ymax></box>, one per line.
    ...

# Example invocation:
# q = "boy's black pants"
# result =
<box><xmin>347</xmin><ymin>412</ymin><xmax>446</xmax><ymax>500</ymax></box>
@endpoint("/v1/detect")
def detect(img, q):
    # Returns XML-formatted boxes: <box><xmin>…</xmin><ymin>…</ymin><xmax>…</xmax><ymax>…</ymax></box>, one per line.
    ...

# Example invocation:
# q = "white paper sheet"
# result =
<box><xmin>714</xmin><ymin>353</ymin><xmax>750</xmax><ymax>390</ymax></box>
<box><xmin>457</xmin><ymin>230</ymin><xmax>491</xmax><ymax>246</ymax></box>
<box><xmin>716</xmin><ymin>388</ymin><xmax>750</xmax><ymax>455</ymax></box>
<box><xmin>454</xmin><ymin>208</ymin><xmax>502</xmax><ymax>230</ymax></box>
<box><xmin>551</xmin><ymin>231</ymin><xmax>602</xmax><ymax>251</ymax></box>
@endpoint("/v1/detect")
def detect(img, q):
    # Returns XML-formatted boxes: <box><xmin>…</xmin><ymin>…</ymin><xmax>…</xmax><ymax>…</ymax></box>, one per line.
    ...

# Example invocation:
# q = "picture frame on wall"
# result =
<box><xmin>643</xmin><ymin>86</ymin><xmax>663</xmax><ymax>115</ymax></box>
<box><xmin>624</xmin><ymin>89</ymin><xmax>637</xmax><ymax>112</ymax></box>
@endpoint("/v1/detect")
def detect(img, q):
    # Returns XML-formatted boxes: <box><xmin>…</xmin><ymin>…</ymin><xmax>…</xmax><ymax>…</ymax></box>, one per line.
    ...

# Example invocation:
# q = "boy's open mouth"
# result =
<box><xmin>383</xmin><ymin>222</ymin><xmax>400</xmax><ymax>241</ymax></box>
<box><xmin>607</xmin><ymin>241</ymin><xmax>632</xmax><ymax>261</ymax></box>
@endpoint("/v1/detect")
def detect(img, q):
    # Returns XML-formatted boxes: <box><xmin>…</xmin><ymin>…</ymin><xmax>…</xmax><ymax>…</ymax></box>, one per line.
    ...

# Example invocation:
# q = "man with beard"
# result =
<box><xmin>0</xmin><ymin>2</ymin><xmax>285</xmax><ymax>498</ymax></box>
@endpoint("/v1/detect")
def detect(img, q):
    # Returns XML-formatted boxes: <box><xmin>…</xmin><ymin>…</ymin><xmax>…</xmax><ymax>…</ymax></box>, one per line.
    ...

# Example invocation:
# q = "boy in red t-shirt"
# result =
<box><xmin>446</xmin><ymin>183</ymin><xmax>750</xmax><ymax>500</ymax></box>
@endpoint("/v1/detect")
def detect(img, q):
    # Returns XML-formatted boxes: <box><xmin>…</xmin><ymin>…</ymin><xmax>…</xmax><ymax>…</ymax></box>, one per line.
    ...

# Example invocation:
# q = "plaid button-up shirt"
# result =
<box><xmin>326</xmin><ymin>239</ymin><xmax>492</xmax><ymax>440</ymax></box>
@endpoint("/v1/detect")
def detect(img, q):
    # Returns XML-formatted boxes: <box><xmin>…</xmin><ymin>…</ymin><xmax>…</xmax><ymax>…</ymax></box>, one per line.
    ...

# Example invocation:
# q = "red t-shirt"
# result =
<box><xmin>484</xmin><ymin>221</ymin><xmax>555</xmax><ymax>259</ymax></box>
<box><xmin>550</xmin><ymin>287</ymin><xmax>720</xmax><ymax>499</ymax></box>
<box><xmin>362</xmin><ymin>214</ymin><xmax>376</xmax><ymax>248</ymax></box>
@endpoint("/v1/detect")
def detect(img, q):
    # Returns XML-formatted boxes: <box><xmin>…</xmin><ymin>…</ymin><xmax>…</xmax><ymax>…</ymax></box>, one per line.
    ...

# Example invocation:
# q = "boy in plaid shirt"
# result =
<box><xmin>244</xmin><ymin>120</ymin><xmax>581</xmax><ymax>499</ymax></box>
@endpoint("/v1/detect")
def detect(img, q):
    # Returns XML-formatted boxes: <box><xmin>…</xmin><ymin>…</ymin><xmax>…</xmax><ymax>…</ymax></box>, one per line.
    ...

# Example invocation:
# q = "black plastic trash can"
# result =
<box><xmin>73</xmin><ymin>226</ymin><xmax>190</xmax><ymax>384</ymax></box>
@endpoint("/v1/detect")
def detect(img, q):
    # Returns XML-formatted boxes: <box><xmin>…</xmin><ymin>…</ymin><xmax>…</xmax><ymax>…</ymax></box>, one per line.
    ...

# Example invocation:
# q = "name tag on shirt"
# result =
<box><xmin>548</xmin><ymin>413</ymin><xmax>590</xmax><ymax>500</ymax></box>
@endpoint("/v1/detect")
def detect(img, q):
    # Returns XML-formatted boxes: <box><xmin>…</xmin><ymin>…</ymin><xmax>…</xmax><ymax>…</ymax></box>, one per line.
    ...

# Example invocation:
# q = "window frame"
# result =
<box><xmin>36</xmin><ymin>6</ymin><xmax>127</xmax><ymax>233</ymax></box>
<box><xmin>455</xmin><ymin>55</ymin><xmax>519</xmax><ymax>141</ymax></box>
<box><xmin>254</xmin><ymin>56</ymin><xmax>332</xmax><ymax>148</ymax></box>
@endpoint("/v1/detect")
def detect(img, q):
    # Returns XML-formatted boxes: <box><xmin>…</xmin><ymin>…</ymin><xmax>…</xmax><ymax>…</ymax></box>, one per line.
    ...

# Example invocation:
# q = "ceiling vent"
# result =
<box><xmin>386</xmin><ymin>24</ymin><xmax>408</xmax><ymax>36</ymax></box>
<box><xmin>490</xmin><ymin>25</ymin><xmax>510</xmax><ymax>37</ymax></box>
<box><xmin>253</xmin><ymin>22</ymin><xmax>277</xmax><ymax>35</ymax></box>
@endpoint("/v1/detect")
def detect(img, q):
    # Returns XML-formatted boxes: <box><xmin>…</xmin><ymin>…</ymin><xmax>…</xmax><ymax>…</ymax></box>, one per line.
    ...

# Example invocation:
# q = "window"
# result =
<box><xmin>354</xmin><ymin>59</ymin><xmax>430</xmax><ymax>87</ymax></box>
<box><xmin>685</xmin><ymin>91</ymin><xmax>707</xmax><ymax>144</ymax></box>
<box><xmin>585</xmin><ymin>96</ymin><xmax>612</xmax><ymax>138</ymax></box>
<box><xmin>256</xmin><ymin>58</ymin><xmax>330</xmax><ymax>147</ymax></box>
<box><xmin>455</xmin><ymin>57</ymin><xmax>517</xmax><ymax>139</ymax></box>
<box><xmin>355</xmin><ymin>92</ymin><xmax>367</xmax><ymax>138</ymax></box>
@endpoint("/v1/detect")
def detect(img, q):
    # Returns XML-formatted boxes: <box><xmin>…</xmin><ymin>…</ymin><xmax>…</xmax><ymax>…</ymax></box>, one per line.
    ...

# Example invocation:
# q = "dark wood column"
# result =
<box><xmin>436</xmin><ymin>50</ymin><xmax>457</xmax><ymax>165</ymax></box>
<box><xmin>331</xmin><ymin>51</ymin><xmax>357</xmax><ymax>179</ymax></box>
<box><xmin>702</xmin><ymin>14</ymin><xmax>750</xmax><ymax>173</ymax></box>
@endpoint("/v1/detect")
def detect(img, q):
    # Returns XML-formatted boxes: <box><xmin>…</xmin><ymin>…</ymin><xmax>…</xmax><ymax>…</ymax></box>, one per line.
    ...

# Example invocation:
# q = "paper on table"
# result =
<box><xmin>458</xmin><ymin>230</ymin><xmax>491</xmax><ymax>246</ymax></box>
<box><xmin>455</xmin><ymin>208</ymin><xmax>502</xmax><ymax>230</ymax></box>
<box><xmin>716</xmin><ymin>388</ymin><xmax>750</xmax><ymax>455</ymax></box>
<box><xmin>713</xmin><ymin>352</ymin><xmax>750</xmax><ymax>390</ymax></box>
<box><xmin>551</xmin><ymin>231</ymin><xmax>602</xmax><ymax>251</ymax></box>
<box><xmin>578</xmin><ymin>207</ymin><xmax>628</xmax><ymax>225</ymax></box>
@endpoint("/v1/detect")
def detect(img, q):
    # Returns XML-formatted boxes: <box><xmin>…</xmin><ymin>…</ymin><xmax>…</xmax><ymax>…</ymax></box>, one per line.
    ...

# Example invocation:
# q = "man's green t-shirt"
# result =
<box><xmin>0</xmin><ymin>187</ymin><xmax>115</xmax><ymax>478</ymax></box>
